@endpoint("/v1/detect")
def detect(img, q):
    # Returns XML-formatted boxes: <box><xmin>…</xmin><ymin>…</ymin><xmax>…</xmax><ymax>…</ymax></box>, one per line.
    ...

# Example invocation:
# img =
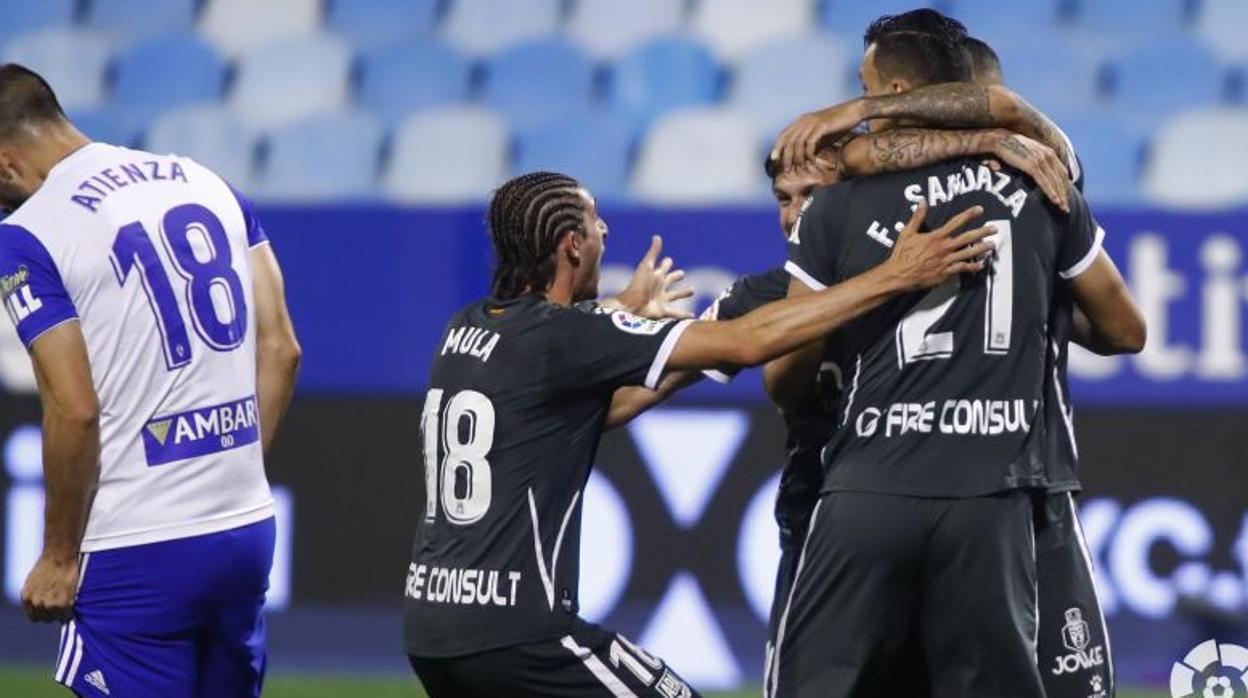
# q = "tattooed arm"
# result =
<box><xmin>839</xmin><ymin>128</ymin><xmax>1070</xmax><ymax>208</ymax></box>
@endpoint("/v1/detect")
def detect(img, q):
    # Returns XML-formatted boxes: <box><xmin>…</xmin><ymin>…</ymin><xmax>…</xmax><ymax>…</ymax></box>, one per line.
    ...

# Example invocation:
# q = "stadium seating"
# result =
<box><xmin>111</xmin><ymin>34</ymin><xmax>227</xmax><ymax>124</ymax></box>
<box><xmin>199</xmin><ymin>0</ymin><xmax>322</xmax><ymax>56</ymax></box>
<box><xmin>258</xmin><ymin>111</ymin><xmax>384</xmax><ymax>200</ymax></box>
<box><xmin>482</xmin><ymin>39</ymin><xmax>596</xmax><ymax>129</ymax></box>
<box><xmin>566</xmin><ymin>0</ymin><xmax>686</xmax><ymax>58</ymax></box>
<box><xmin>607</xmin><ymin>37</ymin><xmax>722</xmax><ymax>129</ymax></box>
<box><xmin>71</xmin><ymin>107</ymin><xmax>144</xmax><ymax>149</ymax></box>
<box><xmin>1106</xmin><ymin>39</ymin><xmax>1225</xmax><ymax>126</ymax></box>
<box><xmin>84</xmin><ymin>0</ymin><xmax>197</xmax><ymax>44</ymax></box>
<box><xmin>947</xmin><ymin>0</ymin><xmax>1062</xmax><ymax>47</ymax></box>
<box><xmin>632</xmin><ymin>107</ymin><xmax>762</xmax><ymax>204</ymax></box>
<box><xmin>1072</xmin><ymin>0</ymin><xmax>1191</xmax><ymax>40</ymax></box>
<box><xmin>384</xmin><ymin>107</ymin><xmax>509</xmax><ymax>203</ymax></box>
<box><xmin>691</xmin><ymin>0</ymin><xmax>816</xmax><ymax>59</ymax></box>
<box><xmin>0</xmin><ymin>0</ymin><xmax>77</xmax><ymax>47</ymax></box>
<box><xmin>358</xmin><ymin>39</ymin><xmax>472</xmax><ymax>126</ymax></box>
<box><xmin>1143</xmin><ymin>108</ymin><xmax>1248</xmax><ymax>208</ymax></box>
<box><xmin>442</xmin><ymin>0</ymin><xmax>563</xmax><ymax>55</ymax></box>
<box><xmin>729</xmin><ymin>34</ymin><xmax>854</xmax><ymax>139</ymax></box>
<box><xmin>996</xmin><ymin>43</ymin><xmax>1099</xmax><ymax>114</ymax></box>
<box><xmin>2</xmin><ymin>29</ymin><xmax>112</xmax><ymax>110</ymax></box>
<box><xmin>514</xmin><ymin>112</ymin><xmax>636</xmax><ymax>200</ymax></box>
<box><xmin>145</xmin><ymin>105</ymin><xmax>258</xmax><ymax>188</ymax></box>
<box><xmin>1199</xmin><ymin>0</ymin><xmax>1248</xmax><ymax>62</ymax></box>
<box><xmin>325</xmin><ymin>0</ymin><xmax>441</xmax><ymax>49</ymax></box>
<box><xmin>821</xmin><ymin>0</ymin><xmax>935</xmax><ymax>38</ymax></box>
<box><xmin>229</xmin><ymin>35</ymin><xmax>353</xmax><ymax>133</ymax></box>
<box><xmin>1060</xmin><ymin>112</ymin><xmax>1145</xmax><ymax>204</ymax></box>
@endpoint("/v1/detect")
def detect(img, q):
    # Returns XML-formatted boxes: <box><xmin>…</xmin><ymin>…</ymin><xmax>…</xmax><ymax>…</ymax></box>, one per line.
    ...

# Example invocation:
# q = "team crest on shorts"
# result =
<box><xmin>1062</xmin><ymin>607</ymin><xmax>1090</xmax><ymax>653</ymax></box>
<box><xmin>611</xmin><ymin>311</ymin><xmax>670</xmax><ymax>335</ymax></box>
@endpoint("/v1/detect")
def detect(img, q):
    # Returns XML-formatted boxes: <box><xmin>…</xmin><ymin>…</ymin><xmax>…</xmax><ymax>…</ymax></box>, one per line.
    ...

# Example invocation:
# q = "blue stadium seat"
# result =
<box><xmin>230</xmin><ymin>35</ymin><xmax>353</xmax><ymax>133</ymax></box>
<box><xmin>442</xmin><ymin>0</ymin><xmax>563</xmax><ymax>55</ymax></box>
<box><xmin>1059</xmin><ymin>113</ymin><xmax>1145</xmax><ymax>204</ymax></box>
<box><xmin>1106</xmin><ymin>39</ymin><xmax>1225</xmax><ymax>121</ymax></box>
<box><xmin>632</xmin><ymin>107</ymin><xmax>762</xmax><ymax>204</ymax></box>
<box><xmin>258</xmin><ymin>111</ymin><xmax>384</xmax><ymax>201</ymax></box>
<box><xmin>607</xmin><ymin>37</ymin><xmax>721</xmax><ymax>130</ymax></box>
<box><xmin>199</xmin><ymin>0</ymin><xmax>321</xmax><ymax>56</ymax></box>
<box><xmin>145</xmin><ymin>105</ymin><xmax>258</xmax><ymax>188</ymax></box>
<box><xmin>84</xmin><ymin>0</ymin><xmax>196</xmax><ymax>44</ymax></box>
<box><xmin>996</xmin><ymin>43</ymin><xmax>1099</xmax><ymax>114</ymax></box>
<box><xmin>947</xmin><ymin>0</ymin><xmax>1062</xmax><ymax>46</ymax></box>
<box><xmin>326</xmin><ymin>0</ymin><xmax>440</xmax><ymax>49</ymax></box>
<box><xmin>0</xmin><ymin>0</ymin><xmax>77</xmax><ymax>48</ymax></box>
<box><xmin>358</xmin><ymin>39</ymin><xmax>471</xmax><ymax>125</ymax></box>
<box><xmin>3</xmin><ymin>29</ymin><xmax>112</xmax><ymax>110</ymax></box>
<box><xmin>820</xmin><ymin>0</ymin><xmax>936</xmax><ymax>39</ymax></box>
<box><xmin>482</xmin><ymin>39</ymin><xmax>595</xmax><ymax>129</ymax></box>
<box><xmin>111</xmin><ymin>34</ymin><xmax>226</xmax><ymax>124</ymax></box>
<box><xmin>384</xmin><ymin>107</ymin><xmax>509</xmax><ymax>203</ymax></box>
<box><xmin>692</xmin><ymin>0</ymin><xmax>815</xmax><ymax>59</ymax></box>
<box><xmin>1199</xmin><ymin>0</ymin><xmax>1248</xmax><ymax>63</ymax></box>
<box><xmin>730</xmin><ymin>35</ymin><xmax>854</xmax><ymax>138</ymax></box>
<box><xmin>566</xmin><ymin>0</ymin><xmax>686</xmax><ymax>58</ymax></box>
<box><xmin>1072</xmin><ymin>0</ymin><xmax>1191</xmax><ymax>38</ymax></box>
<box><xmin>514</xmin><ymin>112</ymin><xmax>636</xmax><ymax>200</ymax></box>
<box><xmin>70</xmin><ymin>107</ymin><xmax>143</xmax><ymax>148</ymax></box>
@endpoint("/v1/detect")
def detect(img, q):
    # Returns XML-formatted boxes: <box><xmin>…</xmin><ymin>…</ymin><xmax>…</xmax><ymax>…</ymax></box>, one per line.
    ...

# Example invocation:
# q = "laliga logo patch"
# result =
<box><xmin>611</xmin><ymin>311</ymin><xmax>670</xmax><ymax>336</ymax></box>
<box><xmin>1170</xmin><ymin>639</ymin><xmax>1248</xmax><ymax>698</ymax></box>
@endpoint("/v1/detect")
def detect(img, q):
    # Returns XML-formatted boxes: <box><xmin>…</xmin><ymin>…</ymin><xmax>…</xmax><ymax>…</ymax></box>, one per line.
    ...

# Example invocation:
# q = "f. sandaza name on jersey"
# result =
<box><xmin>863</xmin><ymin>164</ymin><xmax>1029</xmax><ymax>250</ymax></box>
<box><xmin>141</xmin><ymin>395</ymin><xmax>260</xmax><ymax>467</ymax></box>
<box><xmin>442</xmin><ymin>326</ymin><xmax>500</xmax><ymax>363</ymax></box>
<box><xmin>71</xmin><ymin>157</ymin><xmax>189</xmax><ymax>213</ymax></box>
<box><xmin>1</xmin><ymin>265</ymin><xmax>43</xmax><ymax>324</ymax></box>
<box><xmin>854</xmin><ymin>398</ymin><xmax>1039</xmax><ymax>438</ymax></box>
<box><xmin>405</xmin><ymin>562</ymin><xmax>522</xmax><ymax>608</ymax></box>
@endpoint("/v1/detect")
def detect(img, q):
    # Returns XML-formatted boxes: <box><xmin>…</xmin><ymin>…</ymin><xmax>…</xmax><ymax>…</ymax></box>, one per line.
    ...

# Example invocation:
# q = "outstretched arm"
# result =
<box><xmin>605</xmin><ymin>371</ymin><xmax>702</xmax><ymax>429</ymax></box>
<box><xmin>600</xmin><ymin>235</ymin><xmax>693</xmax><ymax>320</ymax></box>
<box><xmin>21</xmin><ymin>321</ymin><xmax>100</xmax><ymax>623</ymax></box>
<box><xmin>839</xmin><ymin>128</ymin><xmax>1069</xmax><ymax>207</ymax></box>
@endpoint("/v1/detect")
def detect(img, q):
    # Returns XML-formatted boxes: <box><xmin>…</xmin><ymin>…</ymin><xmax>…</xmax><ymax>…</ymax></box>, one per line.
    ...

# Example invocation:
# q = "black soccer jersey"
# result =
<box><xmin>786</xmin><ymin>157</ymin><xmax>1104</xmax><ymax>497</ymax></box>
<box><xmin>403</xmin><ymin>295</ymin><xmax>692</xmax><ymax>657</ymax></box>
<box><xmin>704</xmin><ymin>268</ymin><xmax>835</xmax><ymax>540</ymax></box>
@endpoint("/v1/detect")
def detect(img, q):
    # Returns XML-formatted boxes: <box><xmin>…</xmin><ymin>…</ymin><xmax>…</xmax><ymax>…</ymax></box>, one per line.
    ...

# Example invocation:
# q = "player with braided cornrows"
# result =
<box><xmin>403</xmin><ymin>171</ymin><xmax>997</xmax><ymax>696</ymax></box>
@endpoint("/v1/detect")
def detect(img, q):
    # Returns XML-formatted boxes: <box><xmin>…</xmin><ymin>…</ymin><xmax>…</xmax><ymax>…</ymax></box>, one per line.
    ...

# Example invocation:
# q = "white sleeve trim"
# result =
<box><xmin>1059</xmin><ymin>226</ymin><xmax>1104</xmax><ymax>280</ymax></box>
<box><xmin>784</xmin><ymin>261</ymin><xmax>827</xmax><ymax>291</ymax></box>
<box><xmin>22</xmin><ymin>317</ymin><xmax>80</xmax><ymax>350</ymax></box>
<box><xmin>644</xmin><ymin>319</ymin><xmax>694</xmax><ymax>390</ymax></box>
<box><xmin>702</xmin><ymin>368</ymin><xmax>734</xmax><ymax>384</ymax></box>
<box><xmin>1057</xmin><ymin>125</ymin><xmax>1081</xmax><ymax>183</ymax></box>
<box><xmin>248</xmin><ymin>239</ymin><xmax>272</xmax><ymax>251</ymax></box>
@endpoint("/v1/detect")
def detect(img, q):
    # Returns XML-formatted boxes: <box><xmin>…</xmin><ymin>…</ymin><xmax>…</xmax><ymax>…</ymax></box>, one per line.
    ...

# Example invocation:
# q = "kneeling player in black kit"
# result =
<box><xmin>768</xmin><ymin>27</ymin><xmax>1146</xmax><ymax>698</ymax></box>
<box><xmin>403</xmin><ymin>171</ymin><xmax>997</xmax><ymax>697</ymax></box>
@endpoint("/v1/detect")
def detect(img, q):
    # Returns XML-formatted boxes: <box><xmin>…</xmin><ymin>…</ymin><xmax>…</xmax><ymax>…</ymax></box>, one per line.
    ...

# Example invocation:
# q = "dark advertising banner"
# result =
<box><xmin>2</xmin><ymin>205</ymin><xmax>1246</xmax><ymax>405</ymax></box>
<box><xmin>1</xmin><ymin>397</ymin><xmax>1244</xmax><ymax>687</ymax></box>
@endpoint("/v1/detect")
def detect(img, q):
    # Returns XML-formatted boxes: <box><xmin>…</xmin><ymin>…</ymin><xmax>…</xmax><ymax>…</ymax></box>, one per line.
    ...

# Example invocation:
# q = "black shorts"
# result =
<box><xmin>1035</xmin><ymin>492</ymin><xmax>1114</xmax><ymax>698</ymax></box>
<box><xmin>771</xmin><ymin>490</ymin><xmax>1045</xmax><ymax>698</ymax></box>
<box><xmin>410</xmin><ymin>619</ymin><xmax>700</xmax><ymax>698</ymax></box>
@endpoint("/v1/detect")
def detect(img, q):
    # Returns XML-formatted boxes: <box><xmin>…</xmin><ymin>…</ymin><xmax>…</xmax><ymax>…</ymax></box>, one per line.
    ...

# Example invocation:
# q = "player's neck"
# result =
<box><xmin>28</xmin><ymin>125</ymin><xmax>92</xmax><ymax>182</ymax></box>
<box><xmin>540</xmin><ymin>272</ymin><xmax>577</xmax><ymax>307</ymax></box>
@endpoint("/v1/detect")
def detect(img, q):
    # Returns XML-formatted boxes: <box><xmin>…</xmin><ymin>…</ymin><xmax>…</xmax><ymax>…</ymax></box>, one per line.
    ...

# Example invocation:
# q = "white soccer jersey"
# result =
<box><xmin>0</xmin><ymin>143</ymin><xmax>274</xmax><ymax>552</ymax></box>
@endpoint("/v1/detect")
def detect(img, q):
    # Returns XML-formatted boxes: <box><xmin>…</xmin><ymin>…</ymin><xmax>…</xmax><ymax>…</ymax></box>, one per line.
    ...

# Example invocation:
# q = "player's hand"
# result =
<box><xmin>883</xmin><ymin>200</ymin><xmax>998</xmax><ymax>291</ymax></box>
<box><xmin>772</xmin><ymin>99</ymin><xmax>865</xmax><ymax>172</ymax></box>
<box><xmin>990</xmin><ymin>131</ymin><xmax>1070</xmax><ymax>212</ymax></box>
<box><xmin>21</xmin><ymin>553</ymin><xmax>79</xmax><ymax>623</ymax></box>
<box><xmin>614</xmin><ymin>235</ymin><xmax>694</xmax><ymax>320</ymax></box>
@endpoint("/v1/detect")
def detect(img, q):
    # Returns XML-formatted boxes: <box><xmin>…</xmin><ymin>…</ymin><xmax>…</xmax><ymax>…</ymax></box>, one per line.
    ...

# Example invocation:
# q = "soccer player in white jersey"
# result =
<box><xmin>0</xmin><ymin>64</ymin><xmax>300</xmax><ymax>697</ymax></box>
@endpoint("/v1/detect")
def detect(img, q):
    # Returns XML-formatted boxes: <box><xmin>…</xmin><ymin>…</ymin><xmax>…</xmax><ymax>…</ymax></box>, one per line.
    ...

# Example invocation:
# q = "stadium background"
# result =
<box><xmin>0</xmin><ymin>0</ymin><xmax>1246</xmax><ymax>695</ymax></box>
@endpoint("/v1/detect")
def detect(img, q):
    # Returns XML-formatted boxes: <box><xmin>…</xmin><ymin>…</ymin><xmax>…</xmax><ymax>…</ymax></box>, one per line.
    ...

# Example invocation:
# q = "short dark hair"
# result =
<box><xmin>487</xmin><ymin>171</ymin><xmax>589</xmax><ymax>299</ymax></box>
<box><xmin>866</xmin><ymin>30</ymin><xmax>973</xmax><ymax>87</ymax></box>
<box><xmin>0</xmin><ymin>64</ymin><xmax>66</xmax><ymax>142</ymax></box>
<box><xmin>764</xmin><ymin>154</ymin><xmax>781</xmax><ymax>180</ymax></box>
<box><xmin>863</xmin><ymin>9</ymin><xmax>969</xmax><ymax>48</ymax></box>
<box><xmin>964</xmin><ymin>36</ymin><xmax>1003</xmax><ymax>83</ymax></box>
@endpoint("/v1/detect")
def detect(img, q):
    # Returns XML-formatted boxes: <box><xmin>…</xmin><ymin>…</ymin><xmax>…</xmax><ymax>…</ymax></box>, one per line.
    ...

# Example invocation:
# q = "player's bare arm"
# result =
<box><xmin>21</xmin><ymin>321</ymin><xmax>100</xmax><ymax>623</ymax></box>
<box><xmin>251</xmin><ymin>243</ymin><xmax>302</xmax><ymax>455</ymax></box>
<box><xmin>605</xmin><ymin>370</ymin><xmax>702</xmax><ymax>429</ymax></box>
<box><xmin>840</xmin><ymin>128</ymin><xmax>1069</xmax><ymax>208</ymax></box>
<box><xmin>666</xmin><ymin>202</ymin><xmax>993</xmax><ymax>372</ymax></box>
<box><xmin>1067</xmin><ymin>250</ymin><xmax>1147</xmax><ymax>355</ymax></box>
<box><xmin>600</xmin><ymin>235</ymin><xmax>694</xmax><ymax>319</ymax></box>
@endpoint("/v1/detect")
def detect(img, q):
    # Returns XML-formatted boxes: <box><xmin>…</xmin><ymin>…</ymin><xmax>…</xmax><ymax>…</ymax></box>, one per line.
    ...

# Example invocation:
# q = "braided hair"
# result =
<box><xmin>487</xmin><ymin>171</ymin><xmax>589</xmax><ymax>299</ymax></box>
